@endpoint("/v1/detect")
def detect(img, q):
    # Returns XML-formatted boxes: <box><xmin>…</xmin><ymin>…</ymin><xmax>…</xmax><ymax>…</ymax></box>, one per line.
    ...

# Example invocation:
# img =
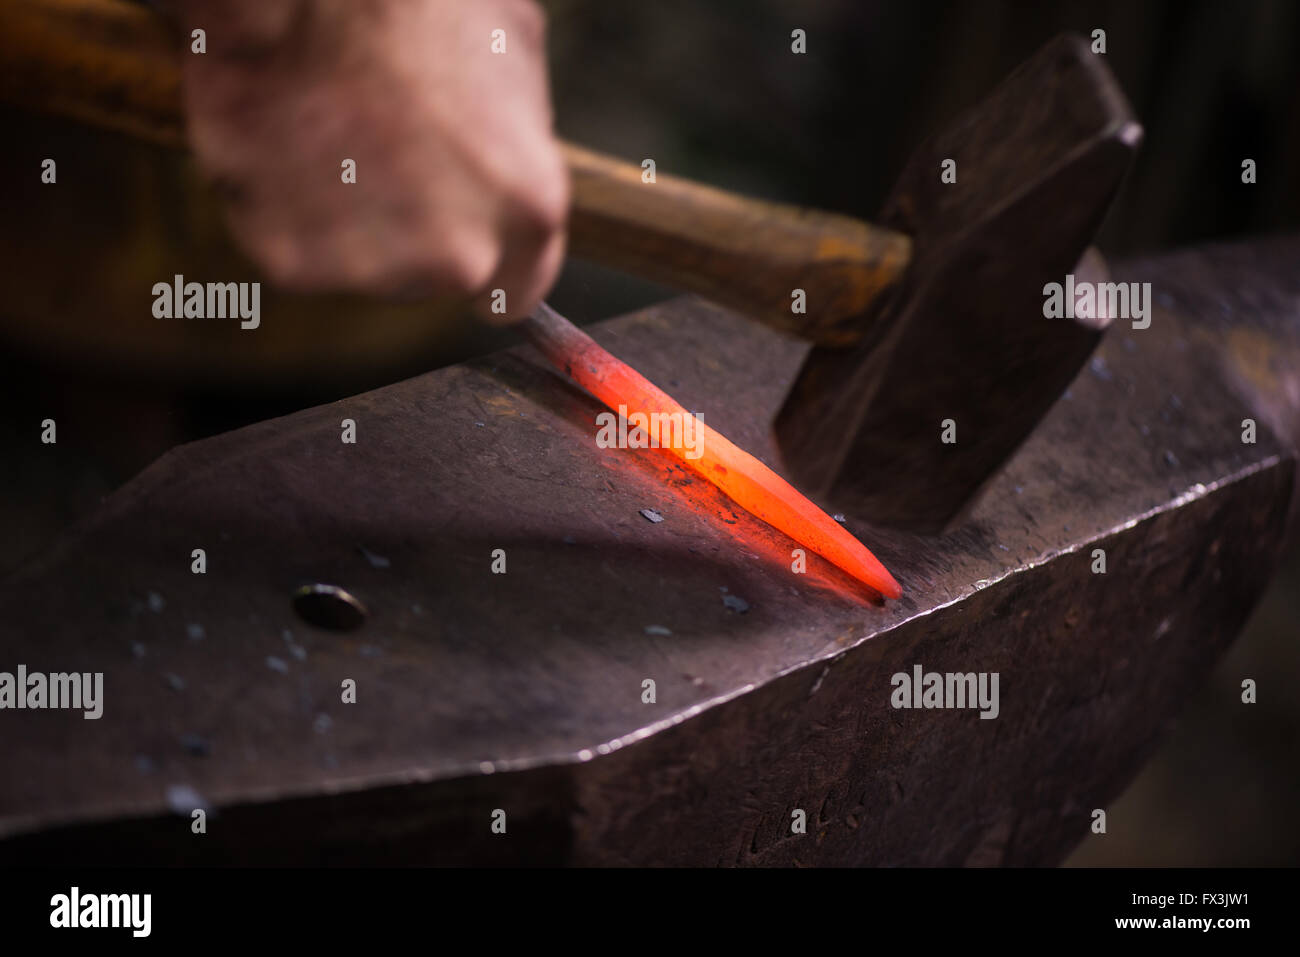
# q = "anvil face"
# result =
<box><xmin>0</xmin><ymin>239</ymin><xmax>1295</xmax><ymax>866</ymax></box>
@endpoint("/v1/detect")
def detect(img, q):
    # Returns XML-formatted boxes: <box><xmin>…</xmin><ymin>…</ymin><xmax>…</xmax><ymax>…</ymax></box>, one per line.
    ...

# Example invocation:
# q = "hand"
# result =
<box><xmin>178</xmin><ymin>0</ymin><xmax>569</xmax><ymax>321</ymax></box>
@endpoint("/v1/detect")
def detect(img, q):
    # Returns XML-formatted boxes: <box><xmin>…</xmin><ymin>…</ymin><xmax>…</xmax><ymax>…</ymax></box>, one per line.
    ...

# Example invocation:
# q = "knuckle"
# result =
<box><xmin>334</xmin><ymin>256</ymin><xmax>385</xmax><ymax>291</ymax></box>
<box><xmin>508</xmin><ymin>0</ymin><xmax>547</xmax><ymax>46</ymax></box>
<box><xmin>248</xmin><ymin>234</ymin><xmax>304</xmax><ymax>288</ymax></box>
<box><xmin>505</xmin><ymin>155</ymin><xmax>570</xmax><ymax>236</ymax></box>
<box><xmin>431</xmin><ymin>237</ymin><xmax>501</xmax><ymax>296</ymax></box>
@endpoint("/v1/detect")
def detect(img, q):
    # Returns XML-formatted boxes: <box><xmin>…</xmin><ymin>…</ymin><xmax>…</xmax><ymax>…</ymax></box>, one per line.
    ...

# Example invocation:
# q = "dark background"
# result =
<box><xmin>1</xmin><ymin>0</ymin><xmax>1297</xmax><ymax>864</ymax></box>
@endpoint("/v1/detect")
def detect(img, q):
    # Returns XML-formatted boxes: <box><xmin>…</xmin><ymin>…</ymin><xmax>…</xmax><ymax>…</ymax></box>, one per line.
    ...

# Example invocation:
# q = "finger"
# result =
<box><xmin>471</xmin><ymin>214</ymin><xmax>567</xmax><ymax>324</ymax></box>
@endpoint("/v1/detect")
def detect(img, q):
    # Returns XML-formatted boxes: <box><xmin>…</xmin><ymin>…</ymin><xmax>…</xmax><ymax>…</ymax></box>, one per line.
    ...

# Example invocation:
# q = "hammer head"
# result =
<box><xmin>774</xmin><ymin>34</ymin><xmax>1141</xmax><ymax>533</ymax></box>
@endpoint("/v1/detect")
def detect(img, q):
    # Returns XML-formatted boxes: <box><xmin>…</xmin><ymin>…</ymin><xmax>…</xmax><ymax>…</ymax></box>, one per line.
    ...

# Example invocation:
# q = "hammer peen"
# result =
<box><xmin>0</xmin><ymin>3</ymin><xmax>1139</xmax><ymax>532</ymax></box>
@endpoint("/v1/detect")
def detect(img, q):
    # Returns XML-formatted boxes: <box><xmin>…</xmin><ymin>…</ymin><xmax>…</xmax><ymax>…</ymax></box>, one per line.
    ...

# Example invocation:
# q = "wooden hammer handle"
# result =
<box><xmin>563</xmin><ymin>143</ymin><xmax>909</xmax><ymax>345</ymax></box>
<box><xmin>1</xmin><ymin>0</ymin><xmax>910</xmax><ymax>345</ymax></box>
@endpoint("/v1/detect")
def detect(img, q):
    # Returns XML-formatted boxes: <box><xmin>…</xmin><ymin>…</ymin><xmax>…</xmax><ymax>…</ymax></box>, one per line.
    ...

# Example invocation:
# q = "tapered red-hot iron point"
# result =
<box><xmin>522</xmin><ymin>302</ymin><xmax>902</xmax><ymax>600</ymax></box>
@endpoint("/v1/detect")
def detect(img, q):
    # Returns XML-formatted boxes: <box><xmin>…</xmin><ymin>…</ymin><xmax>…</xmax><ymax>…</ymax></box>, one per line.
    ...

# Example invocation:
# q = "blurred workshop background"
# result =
<box><xmin>0</xmin><ymin>0</ymin><xmax>1297</xmax><ymax>864</ymax></box>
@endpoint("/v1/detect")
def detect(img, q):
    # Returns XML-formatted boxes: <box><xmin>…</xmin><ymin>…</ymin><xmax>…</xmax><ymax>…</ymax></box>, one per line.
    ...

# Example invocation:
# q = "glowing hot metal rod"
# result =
<box><xmin>523</xmin><ymin>302</ymin><xmax>903</xmax><ymax>600</ymax></box>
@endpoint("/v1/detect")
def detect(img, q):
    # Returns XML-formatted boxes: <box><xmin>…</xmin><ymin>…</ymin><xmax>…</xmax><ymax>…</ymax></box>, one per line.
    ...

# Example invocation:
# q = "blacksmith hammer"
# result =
<box><xmin>0</xmin><ymin>2</ymin><xmax>1139</xmax><ymax>533</ymax></box>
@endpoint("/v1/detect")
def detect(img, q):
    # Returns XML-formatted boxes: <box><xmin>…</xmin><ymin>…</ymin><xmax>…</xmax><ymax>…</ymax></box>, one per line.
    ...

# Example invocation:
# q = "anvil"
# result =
<box><xmin>1</xmin><ymin>236</ymin><xmax>1296</xmax><ymax>865</ymax></box>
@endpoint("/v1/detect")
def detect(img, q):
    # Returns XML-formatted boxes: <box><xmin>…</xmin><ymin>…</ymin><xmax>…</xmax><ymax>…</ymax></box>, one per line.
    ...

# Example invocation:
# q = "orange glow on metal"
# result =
<box><xmin>525</xmin><ymin>305</ymin><xmax>902</xmax><ymax>600</ymax></box>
